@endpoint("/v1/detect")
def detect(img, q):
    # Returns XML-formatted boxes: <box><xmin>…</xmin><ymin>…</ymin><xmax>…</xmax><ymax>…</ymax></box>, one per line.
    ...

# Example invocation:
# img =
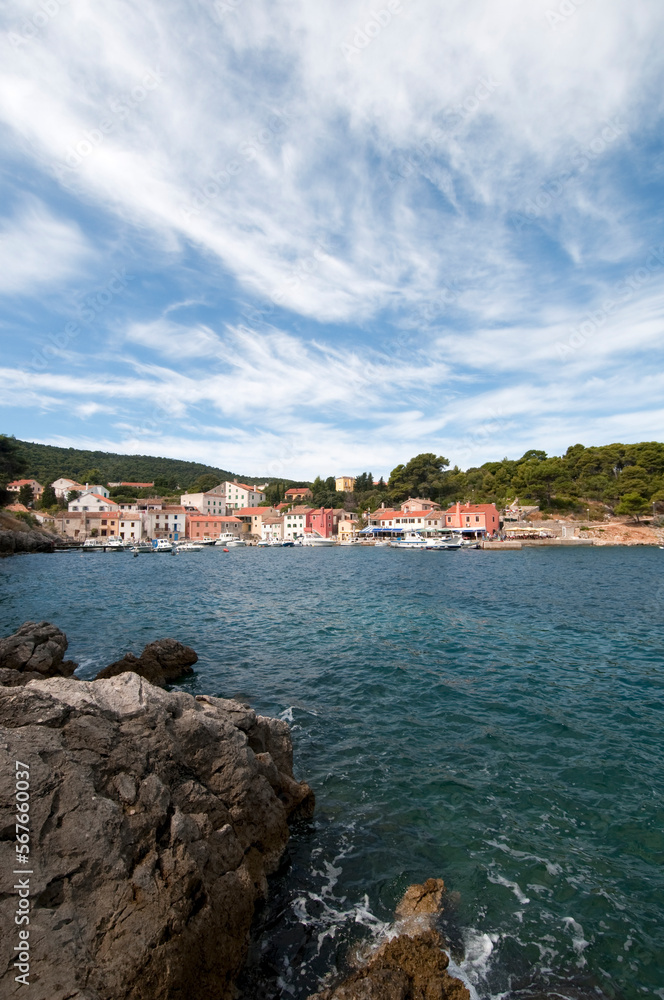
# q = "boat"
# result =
<box><xmin>130</xmin><ymin>542</ymin><xmax>154</xmax><ymax>554</ymax></box>
<box><xmin>339</xmin><ymin>537</ymin><xmax>362</xmax><ymax>546</ymax></box>
<box><xmin>373</xmin><ymin>539</ymin><xmax>391</xmax><ymax>547</ymax></box>
<box><xmin>390</xmin><ymin>532</ymin><xmax>427</xmax><ymax>549</ymax></box>
<box><xmin>197</xmin><ymin>537</ymin><xmax>218</xmax><ymax>546</ymax></box>
<box><xmin>215</xmin><ymin>533</ymin><xmax>246</xmax><ymax>547</ymax></box>
<box><xmin>83</xmin><ymin>537</ymin><xmax>125</xmax><ymax>550</ymax></box>
<box><xmin>302</xmin><ymin>532</ymin><xmax>336</xmax><ymax>547</ymax></box>
<box><xmin>152</xmin><ymin>538</ymin><xmax>176</xmax><ymax>552</ymax></box>
<box><xmin>280</xmin><ymin>539</ymin><xmax>295</xmax><ymax>547</ymax></box>
<box><xmin>176</xmin><ymin>542</ymin><xmax>204</xmax><ymax>552</ymax></box>
<box><xmin>257</xmin><ymin>538</ymin><xmax>272</xmax><ymax>547</ymax></box>
<box><xmin>425</xmin><ymin>536</ymin><xmax>461</xmax><ymax>550</ymax></box>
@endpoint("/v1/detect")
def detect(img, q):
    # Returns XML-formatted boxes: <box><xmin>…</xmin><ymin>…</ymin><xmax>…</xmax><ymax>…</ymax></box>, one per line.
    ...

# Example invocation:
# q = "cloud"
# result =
<box><xmin>0</xmin><ymin>197</ymin><xmax>90</xmax><ymax>294</ymax></box>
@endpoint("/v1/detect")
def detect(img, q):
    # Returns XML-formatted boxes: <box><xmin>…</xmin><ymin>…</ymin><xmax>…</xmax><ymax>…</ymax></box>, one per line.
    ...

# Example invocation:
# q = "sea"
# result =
<box><xmin>1</xmin><ymin>544</ymin><xmax>662</xmax><ymax>999</ymax></box>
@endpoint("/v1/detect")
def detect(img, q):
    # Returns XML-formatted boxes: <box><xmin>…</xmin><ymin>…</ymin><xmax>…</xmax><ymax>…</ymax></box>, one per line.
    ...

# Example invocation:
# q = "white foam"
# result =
<box><xmin>487</xmin><ymin>872</ymin><xmax>531</xmax><ymax>905</ymax></box>
<box><xmin>446</xmin><ymin>927</ymin><xmax>499</xmax><ymax>1000</ymax></box>
<box><xmin>562</xmin><ymin>916</ymin><xmax>590</xmax><ymax>966</ymax></box>
<box><xmin>486</xmin><ymin>838</ymin><xmax>562</xmax><ymax>876</ymax></box>
<box><xmin>279</xmin><ymin>706</ymin><xmax>294</xmax><ymax>723</ymax></box>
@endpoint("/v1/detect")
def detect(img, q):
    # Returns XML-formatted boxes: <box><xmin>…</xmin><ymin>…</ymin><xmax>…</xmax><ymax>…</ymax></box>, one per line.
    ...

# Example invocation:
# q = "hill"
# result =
<box><xmin>3</xmin><ymin>438</ymin><xmax>264</xmax><ymax>492</ymax></box>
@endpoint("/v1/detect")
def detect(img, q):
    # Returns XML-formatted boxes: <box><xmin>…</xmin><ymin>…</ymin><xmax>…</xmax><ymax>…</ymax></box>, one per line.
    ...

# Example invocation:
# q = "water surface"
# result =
<box><xmin>1</xmin><ymin>545</ymin><xmax>662</xmax><ymax>999</ymax></box>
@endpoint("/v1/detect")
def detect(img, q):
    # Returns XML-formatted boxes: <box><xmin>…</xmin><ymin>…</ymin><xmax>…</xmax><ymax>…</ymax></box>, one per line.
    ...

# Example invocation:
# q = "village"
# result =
<box><xmin>3</xmin><ymin>475</ymin><xmax>510</xmax><ymax>546</ymax></box>
<box><xmin>5</xmin><ymin>473</ymin><xmax>662</xmax><ymax>549</ymax></box>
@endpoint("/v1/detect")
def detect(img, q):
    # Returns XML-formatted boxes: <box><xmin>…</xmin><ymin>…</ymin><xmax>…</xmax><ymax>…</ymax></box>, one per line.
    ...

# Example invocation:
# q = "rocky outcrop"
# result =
<box><xmin>0</xmin><ymin>512</ymin><xmax>57</xmax><ymax>555</ymax></box>
<box><xmin>0</xmin><ymin>621</ymin><xmax>77</xmax><ymax>686</ymax></box>
<box><xmin>309</xmin><ymin>879</ymin><xmax>469</xmax><ymax>1000</ymax></box>
<box><xmin>0</xmin><ymin>673</ymin><xmax>314</xmax><ymax>1000</ymax></box>
<box><xmin>95</xmin><ymin>637</ymin><xmax>198</xmax><ymax>686</ymax></box>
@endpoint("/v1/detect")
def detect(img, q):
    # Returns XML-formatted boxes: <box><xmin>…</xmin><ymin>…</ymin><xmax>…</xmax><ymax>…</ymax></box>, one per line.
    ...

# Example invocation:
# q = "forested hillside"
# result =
<box><xmin>349</xmin><ymin>442</ymin><xmax>664</xmax><ymax>516</ymax></box>
<box><xmin>1</xmin><ymin>438</ymin><xmax>261</xmax><ymax>491</ymax></box>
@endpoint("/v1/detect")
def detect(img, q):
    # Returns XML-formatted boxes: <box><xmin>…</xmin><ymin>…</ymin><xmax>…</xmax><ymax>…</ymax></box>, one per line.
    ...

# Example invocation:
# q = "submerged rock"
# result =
<box><xmin>95</xmin><ymin>636</ymin><xmax>198</xmax><ymax>686</ymax></box>
<box><xmin>0</xmin><ymin>620</ymin><xmax>77</xmax><ymax>686</ymax></box>
<box><xmin>0</xmin><ymin>672</ymin><xmax>314</xmax><ymax>1000</ymax></box>
<box><xmin>309</xmin><ymin>878</ymin><xmax>469</xmax><ymax>1000</ymax></box>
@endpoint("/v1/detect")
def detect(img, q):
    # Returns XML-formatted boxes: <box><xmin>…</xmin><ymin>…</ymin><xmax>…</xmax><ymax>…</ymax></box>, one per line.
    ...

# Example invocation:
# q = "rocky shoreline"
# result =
<box><xmin>0</xmin><ymin>512</ymin><xmax>58</xmax><ymax>556</ymax></box>
<box><xmin>0</xmin><ymin>622</ymin><xmax>469</xmax><ymax>1000</ymax></box>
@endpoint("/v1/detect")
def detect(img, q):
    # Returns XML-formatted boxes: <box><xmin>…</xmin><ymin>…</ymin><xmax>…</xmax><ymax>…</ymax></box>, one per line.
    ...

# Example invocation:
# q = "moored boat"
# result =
<box><xmin>390</xmin><ymin>532</ymin><xmax>427</xmax><ymax>549</ymax></box>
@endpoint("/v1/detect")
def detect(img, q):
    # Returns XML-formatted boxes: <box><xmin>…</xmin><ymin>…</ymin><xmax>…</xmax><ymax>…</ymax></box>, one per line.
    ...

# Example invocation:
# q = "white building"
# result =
<box><xmin>68</xmin><ymin>492</ymin><xmax>119</xmax><ymax>513</ymax></box>
<box><xmin>235</xmin><ymin>506</ymin><xmax>279</xmax><ymax>536</ymax></box>
<box><xmin>261</xmin><ymin>517</ymin><xmax>284</xmax><ymax>541</ymax></box>
<box><xmin>118</xmin><ymin>515</ymin><xmax>145</xmax><ymax>541</ymax></box>
<box><xmin>143</xmin><ymin>505</ymin><xmax>187</xmax><ymax>540</ymax></box>
<box><xmin>282</xmin><ymin>506</ymin><xmax>311</xmax><ymax>540</ymax></box>
<box><xmin>221</xmin><ymin>481</ymin><xmax>266</xmax><ymax>510</ymax></box>
<box><xmin>51</xmin><ymin>477</ymin><xmax>86</xmax><ymax>499</ymax></box>
<box><xmin>180</xmin><ymin>485</ymin><xmax>229</xmax><ymax>515</ymax></box>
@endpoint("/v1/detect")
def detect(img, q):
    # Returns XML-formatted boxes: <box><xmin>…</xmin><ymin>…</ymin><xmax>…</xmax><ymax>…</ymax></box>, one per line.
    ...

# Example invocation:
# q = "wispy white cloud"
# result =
<box><xmin>0</xmin><ymin>197</ymin><xmax>90</xmax><ymax>294</ymax></box>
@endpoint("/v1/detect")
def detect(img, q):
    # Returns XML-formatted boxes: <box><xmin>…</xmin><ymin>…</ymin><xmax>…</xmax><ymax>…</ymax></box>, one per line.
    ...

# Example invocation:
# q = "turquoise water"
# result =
<box><xmin>1</xmin><ymin>546</ymin><xmax>663</xmax><ymax>998</ymax></box>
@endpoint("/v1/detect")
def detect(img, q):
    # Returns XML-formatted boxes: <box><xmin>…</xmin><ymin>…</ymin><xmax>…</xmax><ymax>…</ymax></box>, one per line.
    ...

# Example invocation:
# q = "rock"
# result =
<box><xmin>309</xmin><ymin>879</ymin><xmax>469</xmax><ymax>1000</ymax></box>
<box><xmin>95</xmin><ymin>637</ymin><xmax>198</xmax><ymax>686</ymax></box>
<box><xmin>0</xmin><ymin>512</ymin><xmax>57</xmax><ymax>555</ymax></box>
<box><xmin>0</xmin><ymin>672</ymin><xmax>314</xmax><ymax>1000</ymax></box>
<box><xmin>0</xmin><ymin>621</ymin><xmax>77</xmax><ymax>685</ymax></box>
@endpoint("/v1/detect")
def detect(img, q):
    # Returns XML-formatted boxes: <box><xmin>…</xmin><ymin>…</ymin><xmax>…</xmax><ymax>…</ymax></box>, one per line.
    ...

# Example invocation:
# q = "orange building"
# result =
<box><xmin>443</xmin><ymin>501</ymin><xmax>500</xmax><ymax>535</ymax></box>
<box><xmin>186</xmin><ymin>514</ymin><xmax>243</xmax><ymax>539</ymax></box>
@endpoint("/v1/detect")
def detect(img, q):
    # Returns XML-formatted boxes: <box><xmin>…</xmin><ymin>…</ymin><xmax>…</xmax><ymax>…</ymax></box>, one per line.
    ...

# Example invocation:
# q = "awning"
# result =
<box><xmin>359</xmin><ymin>526</ymin><xmax>404</xmax><ymax>535</ymax></box>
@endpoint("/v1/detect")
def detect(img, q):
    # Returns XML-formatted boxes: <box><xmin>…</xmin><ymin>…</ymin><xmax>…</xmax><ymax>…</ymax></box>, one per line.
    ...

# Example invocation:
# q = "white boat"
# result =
<box><xmin>257</xmin><ymin>538</ymin><xmax>272</xmax><ymax>547</ymax></box>
<box><xmin>373</xmin><ymin>539</ymin><xmax>390</xmax><ymax>547</ymax></box>
<box><xmin>390</xmin><ymin>532</ymin><xmax>427</xmax><ymax>549</ymax></box>
<box><xmin>130</xmin><ymin>542</ymin><xmax>154</xmax><ymax>554</ymax></box>
<box><xmin>425</xmin><ymin>536</ymin><xmax>461</xmax><ymax>550</ymax></box>
<box><xmin>84</xmin><ymin>537</ymin><xmax>125</xmax><ymax>550</ymax></box>
<box><xmin>176</xmin><ymin>542</ymin><xmax>204</xmax><ymax>552</ymax></box>
<box><xmin>214</xmin><ymin>533</ymin><xmax>246</xmax><ymax>547</ymax></box>
<box><xmin>302</xmin><ymin>532</ymin><xmax>336</xmax><ymax>547</ymax></box>
<box><xmin>152</xmin><ymin>538</ymin><xmax>176</xmax><ymax>552</ymax></box>
<box><xmin>339</xmin><ymin>538</ymin><xmax>361</xmax><ymax>546</ymax></box>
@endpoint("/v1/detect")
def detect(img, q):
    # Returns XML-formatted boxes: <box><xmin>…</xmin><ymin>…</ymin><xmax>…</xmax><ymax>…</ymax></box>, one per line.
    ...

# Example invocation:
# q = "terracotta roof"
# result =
<box><xmin>235</xmin><ymin>507</ymin><xmax>274</xmax><ymax>515</ymax></box>
<box><xmin>5</xmin><ymin>503</ymin><xmax>30</xmax><ymax>512</ymax></box>
<box><xmin>229</xmin><ymin>482</ymin><xmax>263</xmax><ymax>492</ymax></box>
<box><xmin>90</xmin><ymin>494</ymin><xmax>117</xmax><ymax>504</ymax></box>
<box><xmin>7</xmin><ymin>479</ymin><xmax>41</xmax><ymax>488</ymax></box>
<box><xmin>445</xmin><ymin>503</ymin><xmax>499</xmax><ymax>513</ymax></box>
<box><xmin>287</xmin><ymin>505</ymin><xmax>314</xmax><ymax>514</ymax></box>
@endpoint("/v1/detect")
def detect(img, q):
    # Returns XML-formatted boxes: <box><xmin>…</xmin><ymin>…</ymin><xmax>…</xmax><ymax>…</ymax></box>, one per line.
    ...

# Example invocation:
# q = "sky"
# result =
<box><xmin>1</xmin><ymin>0</ymin><xmax>663</xmax><ymax>481</ymax></box>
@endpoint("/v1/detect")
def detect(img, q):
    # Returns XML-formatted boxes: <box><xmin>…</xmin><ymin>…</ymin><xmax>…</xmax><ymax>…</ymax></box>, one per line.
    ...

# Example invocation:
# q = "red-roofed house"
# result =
<box><xmin>220</xmin><ymin>481</ymin><xmax>266</xmax><ymax>509</ymax></box>
<box><xmin>7</xmin><ymin>479</ymin><xmax>43</xmax><ymax>499</ymax></box>
<box><xmin>400</xmin><ymin>497</ymin><xmax>441</xmax><ymax>513</ymax></box>
<box><xmin>68</xmin><ymin>492</ymin><xmax>119</xmax><ymax>513</ymax></box>
<box><xmin>143</xmin><ymin>505</ymin><xmax>187</xmax><ymax>540</ymax></box>
<box><xmin>285</xmin><ymin>486</ymin><xmax>313</xmax><ymax>501</ymax></box>
<box><xmin>235</xmin><ymin>506</ymin><xmax>279</xmax><ymax>537</ymax></box>
<box><xmin>443</xmin><ymin>501</ymin><xmax>500</xmax><ymax>536</ymax></box>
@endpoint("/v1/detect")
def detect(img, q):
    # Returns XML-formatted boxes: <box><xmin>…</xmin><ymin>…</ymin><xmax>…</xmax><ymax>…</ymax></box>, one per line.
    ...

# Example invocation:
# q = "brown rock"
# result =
<box><xmin>96</xmin><ymin>637</ymin><xmax>198</xmax><ymax>686</ymax></box>
<box><xmin>309</xmin><ymin>880</ymin><xmax>469</xmax><ymax>1000</ymax></box>
<box><xmin>0</xmin><ymin>672</ymin><xmax>314</xmax><ymax>1000</ymax></box>
<box><xmin>0</xmin><ymin>621</ymin><xmax>77</xmax><ymax>683</ymax></box>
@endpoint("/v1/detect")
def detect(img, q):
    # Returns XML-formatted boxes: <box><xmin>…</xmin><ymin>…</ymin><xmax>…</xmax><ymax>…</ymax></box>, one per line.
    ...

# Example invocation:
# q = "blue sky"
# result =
<box><xmin>1</xmin><ymin>0</ymin><xmax>663</xmax><ymax>480</ymax></box>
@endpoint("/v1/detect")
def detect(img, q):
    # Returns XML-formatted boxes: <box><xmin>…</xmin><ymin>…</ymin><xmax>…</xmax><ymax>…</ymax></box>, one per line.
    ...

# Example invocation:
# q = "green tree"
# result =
<box><xmin>66</xmin><ymin>490</ymin><xmax>81</xmax><ymax>503</ymax></box>
<box><xmin>39</xmin><ymin>484</ymin><xmax>58</xmax><ymax>509</ymax></box>
<box><xmin>78</xmin><ymin>468</ymin><xmax>102</xmax><ymax>485</ymax></box>
<box><xmin>614</xmin><ymin>492</ymin><xmax>650</xmax><ymax>522</ymax></box>
<box><xmin>186</xmin><ymin>474</ymin><xmax>220</xmax><ymax>494</ymax></box>
<box><xmin>0</xmin><ymin>435</ymin><xmax>27</xmax><ymax>506</ymax></box>
<box><xmin>389</xmin><ymin>454</ymin><xmax>450</xmax><ymax>503</ymax></box>
<box><xmin>18</xmin><ymin>484</ymin><xmax>34</xmax><ymax>507</ymax></box>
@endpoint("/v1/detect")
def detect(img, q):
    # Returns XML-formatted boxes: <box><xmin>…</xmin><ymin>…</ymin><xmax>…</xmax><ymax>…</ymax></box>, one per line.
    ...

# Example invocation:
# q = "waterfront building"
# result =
<box><xmin>261</xmin><ymin>517</ymin><xmax>284</xmax><ymax>541</ymax></box>
<box><xmin>186</xmin><ymin>514</ymin><xmax>244</xmax><ymax>540</ymax></box>
<box><xmin>55</xmin><ymin>511</ymin><xmax>120</xmax><ymax>539</ymax></box>
<box><xmin>309</xmin><ymin>507</ymin><xmax>347</xmax><ymax>537</ymax></box>
<box><xmin>68</xmin><ymin>492</ymin><xmax>119</xmax><ymax>513</ymax></box>
<box><xmin>282</xmin><ymin>505</ymin><xmax>314</xmax><ymax>539</ymax></box>
<box><xmin>180</xmin><ymin>484</ymin><xmax>228</xmax><ymax>514</ymax></box>
<box><xmin>368</xmin><ymin>509</ymin><xmax>444</xmax><ymax>534</ymax></box>
<box><xmin>335</xmin><ymin>476</ymin><xmax>355</xmax><ymax>492</ymax></box>
<box><xmin>338</xmin><ymin>520</ymin><xmax>359</xmax><ymax>542</ymax></box>
<box><xmin>443</xmin><ymin>501</ymin><xmax>500</xmax><ymax>535</ymax></box>
<box><xmin>143</xmin><ymin>505</ymin><xmax>187</xmax><ymax>540</ymax></box>
<box><xmin>7</xmin><ymin>478</ymin><xmax>43</xmax><ymax>499</ymax></box>
<box><xmin>234</xmin><ymin>506</ymin><xmax>279</xmax><ymax>537</ymax></box>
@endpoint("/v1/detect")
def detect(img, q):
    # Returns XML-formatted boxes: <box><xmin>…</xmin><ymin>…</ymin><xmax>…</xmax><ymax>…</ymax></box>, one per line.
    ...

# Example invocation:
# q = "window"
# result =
<box><xmin>475</xmin><ymin>516</ymin><xmax>480</xmax><ymax>522</ymax></box>
<box><xmin>102</xmin><ymin>519</ymin><xmax>107</xmax><ymax>525</ymax></box>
